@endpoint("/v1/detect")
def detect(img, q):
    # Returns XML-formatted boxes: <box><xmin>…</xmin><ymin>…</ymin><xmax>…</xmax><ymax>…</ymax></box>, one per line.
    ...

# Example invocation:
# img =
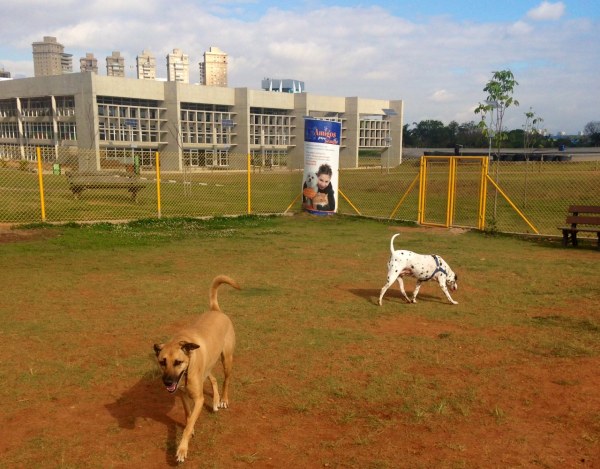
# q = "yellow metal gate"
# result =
<box><xmin>418</xmin><ymin>156</ymin><xmax>488</xmax><ymax>230</ymax></box>
<box><xmin>416</xmin><ymin>155</ymin><xmax>538</xmax><ymax>233</ymax></box>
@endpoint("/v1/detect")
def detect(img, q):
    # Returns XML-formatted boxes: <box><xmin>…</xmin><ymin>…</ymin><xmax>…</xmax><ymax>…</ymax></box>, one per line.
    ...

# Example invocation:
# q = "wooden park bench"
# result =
<box><xmin>558</xmin><ymin>205</ymin><xmax>600</xmax><ymax>249</ymax></box>
<box><xmin>65</xmin><ymin>171</ymin><xmax>149</xmax><ymax>201</ymax></box>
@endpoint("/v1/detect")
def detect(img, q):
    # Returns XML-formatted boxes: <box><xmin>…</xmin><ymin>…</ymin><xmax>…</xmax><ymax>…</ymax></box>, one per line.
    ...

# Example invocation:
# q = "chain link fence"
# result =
<box><xmin>1</xmin><ymin>148</ymin><xmax>598</xmax><ymax>239</ymax></box>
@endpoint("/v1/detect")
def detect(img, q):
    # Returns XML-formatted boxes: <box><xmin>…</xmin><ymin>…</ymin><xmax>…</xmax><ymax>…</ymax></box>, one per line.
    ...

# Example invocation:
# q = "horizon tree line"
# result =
<box><xmin>402</xmin><ymin>119</ymin><xmax>600</xmax><ymax>149</ymax></box>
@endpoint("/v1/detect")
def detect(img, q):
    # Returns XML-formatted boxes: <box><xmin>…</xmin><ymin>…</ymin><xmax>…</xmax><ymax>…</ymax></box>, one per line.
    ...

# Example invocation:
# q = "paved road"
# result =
<box><xmin>403</xmin><ymin>147</ymin><xmax>600</xmax><ymax>161</ymax></box>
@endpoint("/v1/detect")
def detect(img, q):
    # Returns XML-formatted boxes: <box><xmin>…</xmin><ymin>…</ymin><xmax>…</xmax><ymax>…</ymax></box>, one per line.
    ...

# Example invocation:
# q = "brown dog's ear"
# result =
<box><xmin>180</xmin><ymin>341</ymin><xmax>200</xmax><ymax>354</ymax></box>
<box><xmin>153</xmin><ymin>344</ymin><xmax>164</xmax><ymax>356</ymax></box>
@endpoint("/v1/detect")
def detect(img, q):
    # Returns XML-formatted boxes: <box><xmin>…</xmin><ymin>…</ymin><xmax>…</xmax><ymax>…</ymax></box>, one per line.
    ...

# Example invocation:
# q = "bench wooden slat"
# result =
<box><xmin>565</xmin><ymin>215</ymin><xmax>600</xmax><ymax>226</ymax></box>
<box><xmin>568</xmin><ymin>205</ymin><xmax>600</xmax><ymax>214</ymax></box>
<box><xmin>559</xmin><ymin>228</ymin><xmax>600</xmax><ymax>233</ymax></box>
<box><xmin>559</xmin><ymin>205</ymin><xmax>600</xmax><ymax>249</ymax></box>
<box><xmin>66</xmin><ymin>171</ymin><xmax>148</xmax><ymax>201</ymax></box>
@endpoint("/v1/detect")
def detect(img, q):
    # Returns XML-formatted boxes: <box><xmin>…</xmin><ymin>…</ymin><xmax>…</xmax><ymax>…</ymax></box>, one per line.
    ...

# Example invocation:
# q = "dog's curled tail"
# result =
<box><xmin>390</xmin><ymin>233</ymin><xmax>400</xmax><ymax>253</ymax></box>
<box><xmin>209</xmin><ymin>275</ymin><xmax>241</xmax><ymax>312</ymax></box>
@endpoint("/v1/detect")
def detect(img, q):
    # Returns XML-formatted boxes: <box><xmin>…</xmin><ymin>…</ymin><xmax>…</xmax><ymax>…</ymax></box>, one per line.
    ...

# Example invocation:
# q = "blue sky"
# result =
<box><xmin>0</xmin><ymin>0</ymin><xmax>598</xmax><ymax>134</ymax></box>
<box><xmin>227</xmin><ymin>0</ymin><xmax>600</xmax><ymax>22</ymax></box>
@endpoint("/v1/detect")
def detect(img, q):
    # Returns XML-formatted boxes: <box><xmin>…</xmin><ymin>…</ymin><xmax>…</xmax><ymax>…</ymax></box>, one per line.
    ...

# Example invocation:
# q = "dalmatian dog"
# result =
<box><xmin>378</xmin><ymin>233</ymin><xmax>459</xmax><ymax>305</ymax></box>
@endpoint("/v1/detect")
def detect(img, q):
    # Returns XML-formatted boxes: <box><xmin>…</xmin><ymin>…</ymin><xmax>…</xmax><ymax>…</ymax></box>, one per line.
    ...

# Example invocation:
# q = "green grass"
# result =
<box><xmin>1</xmin><ymin>214</ymin><xmax>599</xmax><ymax>467</ymax></box>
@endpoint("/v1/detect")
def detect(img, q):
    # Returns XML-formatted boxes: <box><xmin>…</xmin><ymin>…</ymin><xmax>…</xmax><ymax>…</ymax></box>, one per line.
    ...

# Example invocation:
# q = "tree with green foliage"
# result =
<box><xmin>474</xmin><ymin>70</ymin><xmax>519</xmax><ymax>221</ymax></box>
<box><xmin>523</xmin><ymin>107</ymin><xmax>544</xmax><ymax>157</ymax></box>
<box><xmin>402</xmin><ymin>124</ymin><xmax>415</xmax><ymax>146</ymax></box>
<box><xmin>474</xmin><ymin>70</ymin><xmax>520</xmax><ymax>158</ymax></box>
<box><xmin>584</xmin><ymin>121</ymin><xmax>600</xmax><ymax>146</ymax></box>
<box><xmin>457</xmin><ymin>121</ymin><xmax>488</xmax><ymax>147</ymax></box>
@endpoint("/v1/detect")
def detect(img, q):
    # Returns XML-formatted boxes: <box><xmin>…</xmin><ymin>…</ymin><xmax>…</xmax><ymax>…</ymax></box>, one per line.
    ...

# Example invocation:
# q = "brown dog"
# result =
<box><xmin>153</xmin><ymin>275</ymin><xmax>240</xmax><ymax>463</ymax></box>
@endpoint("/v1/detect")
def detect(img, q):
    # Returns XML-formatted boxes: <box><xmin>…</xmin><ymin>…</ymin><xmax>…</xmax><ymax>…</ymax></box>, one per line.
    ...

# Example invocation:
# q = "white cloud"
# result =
<box><xmin>429</xmin><ymin>90</ymin><xmax>454</xmax><ymax>103</ymax></box>
<box><xmin>509</xmin><ymin>20</ymin><xmax>534</xmax><ymax>35</ymax></box>
<box><xmin>526</xmin><ymin>1</ymin><xmax>565</xmax><ymax>21</ymax></box>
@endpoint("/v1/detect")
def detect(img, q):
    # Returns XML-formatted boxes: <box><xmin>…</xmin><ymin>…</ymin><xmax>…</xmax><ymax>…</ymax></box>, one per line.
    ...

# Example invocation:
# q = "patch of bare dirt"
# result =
<box><xmin>0</xmin><ymin>224</ymin><xmax>59</xmax><ymax>243</ymax></box>
<box><xmin>389</xmin><ymin>225</ymin><xmax>469</xmax><ymax>235</ymax></box>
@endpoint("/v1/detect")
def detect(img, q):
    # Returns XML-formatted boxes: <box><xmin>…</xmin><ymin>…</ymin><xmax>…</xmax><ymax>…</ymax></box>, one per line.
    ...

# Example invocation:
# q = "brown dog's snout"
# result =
<box><xmin>162</xmin><ymin>375</ymin><xmax>176</xmax><ymax>386</ymax></box>
<box><xmin>162</xmin><ymin>371</ymin><xmax>184</xmax><ymax>393</ymax></box>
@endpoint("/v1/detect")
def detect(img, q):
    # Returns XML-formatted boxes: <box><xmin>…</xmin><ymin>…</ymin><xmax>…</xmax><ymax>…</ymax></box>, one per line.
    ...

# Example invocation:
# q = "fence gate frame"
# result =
<box><xmin>417</xmin><ymin>155</ymin><xmax>539</xmax><ymax>233</ymax></box>
<box><xmin>418</xmin><ymin>155</ymin><xmax>489</xmax><ymax>230</ymax></box>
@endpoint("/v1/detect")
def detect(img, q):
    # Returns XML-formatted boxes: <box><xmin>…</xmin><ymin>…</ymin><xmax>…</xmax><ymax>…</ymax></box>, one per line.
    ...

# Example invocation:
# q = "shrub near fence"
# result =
<box><xmin>0</xmin><ymin>148</ymin><xmax>598</xmax><ymax>239</ymax></box>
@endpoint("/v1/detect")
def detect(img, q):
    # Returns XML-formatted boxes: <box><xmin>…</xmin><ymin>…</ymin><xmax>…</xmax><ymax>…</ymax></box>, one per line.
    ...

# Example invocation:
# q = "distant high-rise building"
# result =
<box><xmin>80</xmin><ymin>53</ymin><xmax>98</xmax><ymax>74</ymax></box>
<box><xmin>106</xmin><ymin>51</ymin><xmax>125</xmax><ymax>77</ymax></box>
<box><xmin>136</xmin><ymin>50</ymin><xmax>156</xmax><ymax>80</ymax></box>
<box><xmin>262</xmin><ymin>78</ymin><xmax>305</xmax><ymax>93</ymax></box>
<box><xmin>167</xmin><ymin>48</ymin><xmax>189</xmax><ymax>83</ymax></box>
<box><xmin>199</xmin><ymin>46</ymin><xmax>227</xmax><ymax>87</ymax></box>
<box><xmin>0</xmin><ymin>67</ymin><xmax>10</xmax><ymax>79</ymax></box>
<box><xmin>32</xmin><ymin>36</ymin><xmax>72</xmax><ymax>77</ymax></box>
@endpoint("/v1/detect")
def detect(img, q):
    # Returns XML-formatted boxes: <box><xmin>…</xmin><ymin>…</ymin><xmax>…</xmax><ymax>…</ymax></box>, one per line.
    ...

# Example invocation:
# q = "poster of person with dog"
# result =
<box><xmin>302</xmin><ymin>118</ymin><xmax>341</xmax><ymax>215</ymax></box>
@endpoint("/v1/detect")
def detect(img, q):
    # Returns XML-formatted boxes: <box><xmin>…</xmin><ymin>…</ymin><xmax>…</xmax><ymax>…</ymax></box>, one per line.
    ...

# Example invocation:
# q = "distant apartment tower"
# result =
<box><xmin>106</xmin><ymin>51</ymin><xmax>125</xmax><ymax>77</ymax></box>
<box><xmin>262</xmin><ymin>78</ymin><xmax>305</xmax><ymax>93</ymax></box>
<box><xmin>167</xmin><ymin>49</ymin><xmax>189</xmax><ymax>83</ymax></box>
<box><xmin>32</xmin><ymin>36</ymin><xmax>73</xmax><ymax>77</ymax></box>
<box><xmin>199</xmin><ymin>46</ymin><xmax>227</xmax><ymax>87</ymax></box>
<box><xmin>80</xmin><ymin>53</ymin><xmax>98</xmax><ymax>74</ymax></box>
<box><xmin>0</xmin><ymin>67</ymin><xmax>10</xmax><ymax>79</ymax></box>
<box><xmin>136</xmin><ymin>50</ymin><xmax>156</xmax><ymax>80</ymax></box>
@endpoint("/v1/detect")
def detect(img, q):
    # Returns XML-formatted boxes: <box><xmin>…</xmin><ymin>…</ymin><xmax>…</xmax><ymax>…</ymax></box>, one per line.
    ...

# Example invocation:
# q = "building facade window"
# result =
<box><xmin>0</xmin><ymin>99</ymin><xmax>18</xmax><ymax>118</ymax></box>
<box><xmin>0</xmin><ymin>143</ymin><xmax>21</xmax><ymax>159</ymax></box>
<box><xmin>55</xmin><ymin>96</ymin><xmax>75</xmax><ymax>116</ymax></box>
<box><xmin>359</xmin><ymin>118</ymin><xmax>391</xmax><ymax>148</ymax></box>
<box><xmin>0</xmin><ymin>122</ymin><xmax>20</xmax><ymax>139</ymax></box>
<box><xmin>21</xmin><ymin>97</ymin><xmax>52</xmax><ymax>117</ymax></box>
<box><xmin>179</xmin><ymin>103</ymin><xmax>233</xmax><ymax>147</ymax></box>
<box><xmin>100</xmin><ymin>147</ymin><xmax>157</xmax><ymax>168</ymax></box>
<box><xmin>97</xmin><ymin>96</ymin><xmax>164</xmax><ymax>144</ymax></box>
<box><xmin>249</xmin><ymin>107</ymin><xmax>294</xmax><ymax>148</ymax></box>
<box><xmin>250</xmin><ymin>149</ymin><xmax>287</xmax><ymax>167</ymax></box>
<box><xmin>23</xmin><ymin>122</ymin><xmax>54</xmax><ymax>140</ymax></box>
<box><xmin>182</xmin><ymin>148</ymin><xmax>229</xmax><ymax>168</ymax></box>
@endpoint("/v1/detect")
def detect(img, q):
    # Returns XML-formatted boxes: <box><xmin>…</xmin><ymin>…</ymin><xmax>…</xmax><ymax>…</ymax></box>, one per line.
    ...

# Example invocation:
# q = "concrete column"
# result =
<box><xmin>74</xmin><ymin>73</ymin><xmax>99</xmax><ymax>171</ymax></box>
<box><xmin>341</xmin><ymin>97</ymin><xmax>359</xmax><ymax>169</ymax></box>
<box><xmin>161</xmin><ymin>81</ymin><xmax>183</xmax><ymax>171</ymax></box>
<box><xmin>232</xmin><ymin>88</ymin><xmax>250</xmax><ymax>170</ymax></box>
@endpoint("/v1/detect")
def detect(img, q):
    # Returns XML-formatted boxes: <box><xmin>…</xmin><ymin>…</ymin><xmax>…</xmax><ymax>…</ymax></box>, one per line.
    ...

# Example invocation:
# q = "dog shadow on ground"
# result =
<box><xmin>342</xmin><ymin>286</ymin><xmax>441</xmax><ymax>305</ymax></box>
<box><xmin>105</xmin><ymin>367</ymin><xmax>223</xmax><ymax>466</ymax></box>
<box><xmin>105</xmin><ymin>369</ymin><xmax>180</xmax><ymax>466</ymax></box>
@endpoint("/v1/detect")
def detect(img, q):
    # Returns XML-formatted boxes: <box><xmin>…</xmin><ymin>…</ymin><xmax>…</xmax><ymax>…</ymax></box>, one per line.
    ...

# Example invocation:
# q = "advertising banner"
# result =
<box><xmin>302</xmin><ymin>118</ymin><xmax>341</xmax><ymax>215</ymax></box>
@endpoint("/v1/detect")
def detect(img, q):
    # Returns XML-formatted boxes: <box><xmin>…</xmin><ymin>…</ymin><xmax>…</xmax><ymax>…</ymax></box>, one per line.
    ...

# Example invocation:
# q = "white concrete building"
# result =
<box><xmin>106</xmin><ymin>52</ymin><xmax>125</xmax><ymax>77</ymax></box>
<box><xmin>199</xmin><ymin>47</ymin><xmax>227</xmax><ymax>87</ymax></box>
<box><xmin>0</xmin><ymin>72</ymin><xmax>403</xmax><ymax>171</ymax></box>
<box><xmin>167</xmin><ymin>49</ymin><xmax>189</xmax><ymax>84</ymax></box>
<box><xmin>32</xmin><ymin>36</ymin><xmax>73</xmax><ymax>77</ymax></box>
<box><xmin>80</xmin><ymin>53</ymin><xmax>98</xmax><ymax>74</ymax></box>
<box><xmin>136</xmin><ymin>50</ymin><xmax>156</xmax><ymax>80</ymax></box>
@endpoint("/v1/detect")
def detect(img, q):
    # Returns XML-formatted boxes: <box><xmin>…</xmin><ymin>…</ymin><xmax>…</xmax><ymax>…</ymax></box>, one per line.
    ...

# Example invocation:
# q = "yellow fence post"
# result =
<box><xmin>155</xmin><ymin>151</ymin><xmax>162</xmax><ymax>219</ymax></box>
<box><xmin>446</xmin><ymin>157</ymin><xmax>457</xmax><ymax>227</ymax></box>
<box><xmin>478</xmin><ymin>158</ymin><xmax>489</xmax><ymax>230</ymax></box>
<box><xmin>247</xmin><ymin>153</ymin><xmax>251</xmax><ymax>214</ymax></box>
<box><xmin>36</xmin><ymin>147</ymin><xmax>46</xmax><ymax>222</ymax></box>
<box><xmin>418</xmin><ymin>157</ymin><xmax>426</xmax><ymax>224</ymax></box>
